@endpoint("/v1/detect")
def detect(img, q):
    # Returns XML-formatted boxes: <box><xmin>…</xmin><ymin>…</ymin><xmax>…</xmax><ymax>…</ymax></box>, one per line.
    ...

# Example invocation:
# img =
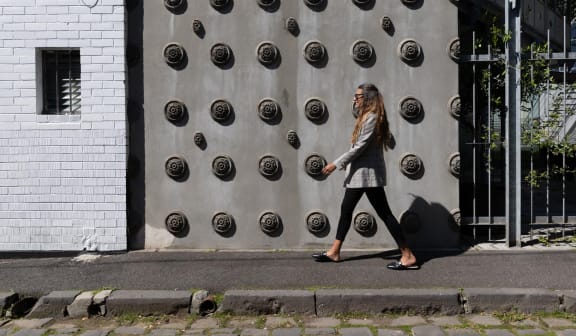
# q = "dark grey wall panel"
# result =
<box><xmin>143</xmin><ymin>1</ymin><xmax>460</xmax><ymax>250</ymax></box>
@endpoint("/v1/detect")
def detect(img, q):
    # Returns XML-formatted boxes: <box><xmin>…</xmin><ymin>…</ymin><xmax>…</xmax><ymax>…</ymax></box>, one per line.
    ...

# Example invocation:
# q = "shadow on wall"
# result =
<box><xmin>126</xmin><ymin>0</ymin><xmax>145</xmax><ymax>250</ymax></box>
<box><xmin>403</xmin><ymin>194</ymin><xmax>468</xmax><ymax>262</ymax></box>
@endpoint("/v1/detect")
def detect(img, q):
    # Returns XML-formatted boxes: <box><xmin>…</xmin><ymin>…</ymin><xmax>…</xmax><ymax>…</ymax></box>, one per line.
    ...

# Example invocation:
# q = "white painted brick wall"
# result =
<box><xmin>0</xmin><ymin>0</ymin><xmax>127</xmax><ymax>251</ymax></box>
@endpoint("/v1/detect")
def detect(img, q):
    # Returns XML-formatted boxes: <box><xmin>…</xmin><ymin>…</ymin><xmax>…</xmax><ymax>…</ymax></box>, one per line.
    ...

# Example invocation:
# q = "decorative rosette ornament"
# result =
<box><xmin>259</xmin><ymin>155</ymin><xmax>281</xmax><ymax>178</ymax></box>
<box><xmin>259</xmin><ymin>211</ymin><xmax>282</xmax><ymax>235</ymax></box>
<box><xmin>305</xmin><ymin>154</ymin><xmax>327</xmax><ymax>178</ymax></box>
<box><xmin>165</xmin><ymin>212</ymin><xmax>189</xmax><ymax>237</ymax></box>
<box><xmin>212</xmin><ymin>212</ymin><xmax>235</xmax><ymax>235</ymax></box>
<box><xmin>400</xmin><ymin>153</ymin><xmax>424</xmax><ymax>179</ymax></box>
<box><xmin>448</xmin><ymin>37</ymin><xmax>461</xmax><ymax>61</ymax></box>
<box><xmin>352</xmin><ymin>40</ymin><xmax>375</xmax><ymax>65</ymax></box>
<box><xmin>258</xmin><ymin>99</ymin><xmax>280</xmax><ymax>123</ymax></box>
<box><xmin>400</xmin><ymin>0</ymin><xmax>419</xmax><ymax>6</ymax></box>
<box><xmin>449</xmin><ymin>95</ymin><xmax>461</xmax><ymax>119</ymax></box>
<box><xmin>286</xmin><ymin>17</ymin><xmax>299</xmax><ymax>35</ymax></box>
<box><xmin>304</xmin><ymin>0</ymin><xmax>326</xmax><ymax>9</ymax></box>
<box><xmin>165</xmin><ymin>156</ymin><xmax>188</xmax><ymax>180</ymax></box>
<box><xmin>212</xmin><ymin>155</ymin><xmax>234</xmax><ymax>179</ymax></box>
<box><xmin>398</xmin><ymin>39</ymin><xmax>423</xmax><ymax>65</ymax></box>
<box><xmin>354</xmin><ymin>211</ymin><xmax>376</xmax><ymax>236</ymax></box>
<box><xmin>210</xmin><ymin>99</ymin><xmax>233</xmax><ymax>123</ymax></box>
<box><xmin>304</xmin><ymin>98</ymin><xmax>327</xmax><ymax>122</ymax></box>
<box><xmin>210</xmin><ymin>43</ymin><xmax>232</xmax><ymax>66</ymax></box>
<box><xmin>257</xmin><ymin>42</ymin><xmax>280</xmax><ymax>66</ymax></box>
<box><xmin>399</xmin><ymin>96</ymin><xmax>423</xmax><ymax>122</ymax></box>
<box><xmin>193</xmin><ymin>132</ymin><xmax>205</xmax><ymax>147</ymax></box>
<box><xmin>164</xmin><ymin>0</ymin><xmax>184</xmax><ymax>11</ymax></box>
<box><xmin>449</xmin><ymin>152</ymin><xmax>460</xmax><ymax>177</ymax></box>
<box><xmin>381</xmin><ymin>16</ymin><xmax>393</xmax><ymax>32</ymax></box>
<box><xmin>287</xmin><ymin>130</ymin><xmax>300</xmax><ymax>148</ymax></box>
<box><xmin>257</xmin><ymin>0</ymin><xmax>278</xmax><ymax>8</ymax></box>
<box><xmin>163</xmin><ymin>43</ymin><xmax>186</xmax><ymax>67</ymax></box>
<box><xmin>306</xmin><ymin>211</ymin><xmax>328</xmax><ymax>234</ymax></box>
<box><xmin>164</xmin><ymin>100</ymin><xmax>187</xmax><ymax>124</ymax></box>
<box><xmin>304</xmin><ymin>41</ymin><xmax>327</xmax><ymax>65</ymax></box>
<box><xmin>192</xmin><ymin>19</ymin><xmax>204</xmax><ymax>35</ymax></box>
<box><xmin>210</xmin><ymin>0</ymin><xmax>230</xmax><ymax>10</ymax></box>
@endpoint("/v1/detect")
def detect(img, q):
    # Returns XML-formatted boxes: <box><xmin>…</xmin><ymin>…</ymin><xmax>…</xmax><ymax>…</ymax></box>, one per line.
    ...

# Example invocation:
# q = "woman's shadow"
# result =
<box><xmin>341</xmin><ymin>195</ymin><xmax>470</xmax><ymax>266</ymax></box>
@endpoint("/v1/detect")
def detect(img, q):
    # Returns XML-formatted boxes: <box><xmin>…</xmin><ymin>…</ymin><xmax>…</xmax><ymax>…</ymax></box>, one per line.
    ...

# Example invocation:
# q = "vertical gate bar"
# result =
<box><xmin>505</xmin><ymin>0</ymin><xmax>522</xmax><ymax>247</ymax></box>
<box><xmin>472</xmin><ymin>31</ymin><xmax>478</xmax><ymax>235</ymax></box>
<box><xmin>563</xmin><ymin>16</ymin><xmax>568</xmax><ymax>235</ymax></box>
<box><xmin>529</xmin><ymin>52</ymin><xmax>535</xmax><ymax>240</ymax></box>
<box><xmin>488</xmin><ymin>43</ymin><xmax>493</xmax><ymax>242</ymax></box>
<box><xmin>546</xmin><ymin>29</ymin><xmax>551</xmax><ymax>224</ymax></box>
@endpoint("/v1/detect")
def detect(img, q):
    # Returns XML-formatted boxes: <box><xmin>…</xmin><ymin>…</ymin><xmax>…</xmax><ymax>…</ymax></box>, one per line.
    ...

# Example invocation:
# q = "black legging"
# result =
<box><xmin>336</xmin><ymin>187</ymin><xmax>407</xmax><ymax>246</ymax></box>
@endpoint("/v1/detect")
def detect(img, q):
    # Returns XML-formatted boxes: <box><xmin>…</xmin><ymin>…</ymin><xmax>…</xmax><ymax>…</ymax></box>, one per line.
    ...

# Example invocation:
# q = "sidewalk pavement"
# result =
<box><xmin>1</xmin><ymin>246</ymin><xmax>576</xmax><ymax>334</ymax></box>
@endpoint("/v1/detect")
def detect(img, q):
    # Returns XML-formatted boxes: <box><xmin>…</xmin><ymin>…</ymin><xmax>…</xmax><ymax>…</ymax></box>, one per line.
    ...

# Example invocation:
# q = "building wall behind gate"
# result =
<box><xmin>143</xmin><ymin>0</ymin><xmax>461</xmax><ymax>250</ymax></box>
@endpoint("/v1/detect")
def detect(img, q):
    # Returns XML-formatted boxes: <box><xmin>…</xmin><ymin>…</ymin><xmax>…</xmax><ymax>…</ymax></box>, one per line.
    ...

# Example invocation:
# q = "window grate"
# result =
<box><xmin>42</xmin><ymin>50</ymin><xmax>81</xmax><ymax>115</ymax></box>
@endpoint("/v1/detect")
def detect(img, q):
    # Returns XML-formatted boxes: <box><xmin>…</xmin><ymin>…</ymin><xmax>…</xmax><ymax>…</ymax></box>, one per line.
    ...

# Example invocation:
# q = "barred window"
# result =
<box><xmin>40</xmin><ymin>49</ymin><xmax>81</xmax><ymax>115</ymax></box>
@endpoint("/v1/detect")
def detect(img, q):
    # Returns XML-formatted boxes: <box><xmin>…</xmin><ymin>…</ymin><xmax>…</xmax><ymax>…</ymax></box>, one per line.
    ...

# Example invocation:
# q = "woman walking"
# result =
<box><xmin>312</xmin><ymin>83</ymin><xmax>418</xmax><ymax>270</ymax></box>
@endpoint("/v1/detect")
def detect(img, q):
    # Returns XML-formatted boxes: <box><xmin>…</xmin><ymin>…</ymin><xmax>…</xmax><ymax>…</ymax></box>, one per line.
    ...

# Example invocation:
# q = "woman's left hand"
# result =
<box><xmin>322</xmin><ymin>163</ymin><xmax>336</xmax><ymax>176</ymax></box>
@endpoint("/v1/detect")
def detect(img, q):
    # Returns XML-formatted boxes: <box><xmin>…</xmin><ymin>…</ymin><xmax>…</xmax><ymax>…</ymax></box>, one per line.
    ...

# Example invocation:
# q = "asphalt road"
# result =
<box><xmin>0</xmin><ymin>249</ymin><xmax>575</xmax><ymax>295</ymax></box>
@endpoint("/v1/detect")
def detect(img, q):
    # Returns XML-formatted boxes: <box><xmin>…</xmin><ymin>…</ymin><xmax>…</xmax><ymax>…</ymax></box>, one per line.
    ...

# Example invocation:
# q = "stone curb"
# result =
<box><xmin>0</xmin><ymin>288</ymin><xmax>574</xmax><ymax>318</ymax></box>
<box><xmin>315</xmin><ymin>288</ymin><xmax>463</xmax><ymax>316</ymax></box>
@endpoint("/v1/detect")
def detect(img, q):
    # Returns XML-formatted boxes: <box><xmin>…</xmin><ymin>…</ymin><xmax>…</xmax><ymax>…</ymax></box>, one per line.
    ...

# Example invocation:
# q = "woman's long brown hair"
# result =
<box><xmin>351</xmin><ymin>83</ymin><xmax>391</xmax><ymax>150</ymax></box>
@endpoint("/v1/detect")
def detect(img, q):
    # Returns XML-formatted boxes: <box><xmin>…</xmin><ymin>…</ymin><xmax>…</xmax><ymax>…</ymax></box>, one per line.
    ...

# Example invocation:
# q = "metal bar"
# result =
<box><xmin>461</xmin><ymin>52</ymin><xmax>576</xmax><ymax>62</ymax></box>
<box><xmin>472</xmin><ymin>31</ymin><xmax>478</xmax><ymax>229</ymax></box>
<box><xmin>563</xmin><ymin>16</ymin><xmax>568</xmax><ymax>233</ymax></box>
<box><xmin>488</xmin><ymin>43</ymin><xmax>493</xmax><ymax>229</ymax></box>
<box><xmin>505</xmin><ymin>0</ymin><xmax>522</xmax><ymax>247</ymax></box>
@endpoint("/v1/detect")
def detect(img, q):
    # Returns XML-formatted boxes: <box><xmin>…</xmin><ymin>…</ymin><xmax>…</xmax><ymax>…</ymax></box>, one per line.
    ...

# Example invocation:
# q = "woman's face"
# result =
<box><xmin>353</xmin><ymin>89</ymin><xmax>364</xmax><ymax>109</ymax></box>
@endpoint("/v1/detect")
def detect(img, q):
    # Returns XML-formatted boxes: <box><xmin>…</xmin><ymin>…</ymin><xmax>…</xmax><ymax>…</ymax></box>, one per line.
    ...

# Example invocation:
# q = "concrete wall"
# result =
<box><xmin>0</xmin><ymin>0</ymin><xmax>127</xmax><ymax>251</ymax></box>
<box><xmin>141</xmin><ymin>1</ymin><xmax>460</xmax><ymax>250</ymax></box>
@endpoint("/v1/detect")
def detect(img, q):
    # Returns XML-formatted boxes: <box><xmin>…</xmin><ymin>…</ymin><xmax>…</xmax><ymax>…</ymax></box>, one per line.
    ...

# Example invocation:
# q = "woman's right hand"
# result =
<box><xmin>322</xmin><ymin>163</ymin><xmax>336</xmax><ymax>176</ymax></box>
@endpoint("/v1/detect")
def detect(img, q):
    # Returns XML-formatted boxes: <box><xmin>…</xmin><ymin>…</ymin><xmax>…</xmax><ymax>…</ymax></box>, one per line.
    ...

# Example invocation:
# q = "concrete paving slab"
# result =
<box><xmin>466</xmin><ymin>314</ymin><xmax>503</xmax><ymax>326</ymax></box>
<box><xmin>106</xmin><ymin>290</ymin><xmax>191</xmax><ymax>316</ymax></box>
<box><xmin>189</xmin><ymin>317</ymin><xmax>219</xmax><ymax>329</ymax></box>
<box><xmin>158</xmin><ymin>322</ymin><xmax>187</xmax><ymax>330</ymax></box>
<box><xmin>271</xmin><ymin>328</ymin><xmax>301</xmax><ymax>336</ymax></box>
<box><xmin>11</xmin><ymin>329</ymin><xmax>47</xmax><ymax>336</ymax></box>
<box><xmin>78</xmin><ymin>330</ymin><xmax>111</xmax><ymax>336</ymax></box>
<box><xmin>316</xmin><ymin>289</ymin><xmax>462</xmax><ymax>316</ymax></box>
<box><xmin>557</xmin><ymin>330</ymin><xmax>576</xmax><ymax>336</ymax></box>
<box><xmin>376</xmin><ymin>330</ymin><xmax>408</xmax><ymax>336</ymax></box>
<box><xmin>428</xmin><ymin>316</ymin><xmax>462</xmax><ymax>326</ymax></box>
<box><xmin>113</xmin><ymin>327</ymin><xmax>147</xmax><ymax>335</ymax></box>
<box><xmin>240</xmin><ymin>328</ymin><xmax>269</xmax><ymax>336</ymax></box>
<box><xmin>228</xmin><ymin>318</ymin><xmax>259</xmax><ymax>329</ymax></box>
<box><xmin>339</xmin><ymin>327</ymin><xmax>373</xmax><ymax>336</ymax></box>
<box><xmin>541</xmin><ymin>317</ymin><xmax>576</xmax><ymax>328</ymax></box>
<box><xmin>411</xmin><ymin>325</ymin><xmax>445</xmax><ymax>336</ymax></box>
<box><xmin>388</xmin><ymin>316</ymin><xmax>427</xmax><ymax>327</ymax></box>
<box><xmin>303</xmin><ymin>318</ymin><xmax>340</xmax><ymax>328</ymax></box>
<box><xmin>346</xmin><ymin>319</ymin><xmax>377</xmax><ymax>326</ymax></box>
<box><xmin>483</xmin><ymin>330</ymin><xmax>515</xmax><ymax>336</ymax></box>
<box><xmin>182</xmin><ymin>331</ymin><xmax>204</xmax><ymax>336</ymax></box>
<box><xmin>221</xmin><ymin>290</ymin><xmax>315</xmax><ymax>315</ymax></box>
<box><xmin>8</xmin><ymin>318</ymin><xmax>54</xmax><ymax>329</ymax></box>
<box><xmin>0</xmin><ymin>328</ymin><xmax>7</xmax><ymax>336</ymax></box>
<box><xmin>515</xmin><ymin>329</ymin><xmax>547</xmax><ymax>335</ymax></box>
<box><xmin>149</xmin><ymin>329</ymin><xmax>178</xmax><ymax>336</ymax></box>
<box><xmin>265</xmin><ymin>317</ymin><xmax>298</xmax><ymax>328</ymax></box>
<box><xmin>302</xmin><ymin>328</ymin><xmax>336</xmax><ymax>335</ymax></box>
<box><xmin>444</xmin><ymin>329</ymin><xmax>481</xmax><ymax>336</ymax></box>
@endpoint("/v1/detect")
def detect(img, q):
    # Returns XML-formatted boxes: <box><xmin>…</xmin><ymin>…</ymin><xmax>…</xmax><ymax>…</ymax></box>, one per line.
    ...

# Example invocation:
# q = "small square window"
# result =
<box><xmin>39</xmin><ymin>49</ymin><xmax>81</xmax><ymax>115</ymax></box>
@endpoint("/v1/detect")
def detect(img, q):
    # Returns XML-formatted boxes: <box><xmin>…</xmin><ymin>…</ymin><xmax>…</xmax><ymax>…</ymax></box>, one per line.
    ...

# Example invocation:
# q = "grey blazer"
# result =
<box><xmin>332</xmin><ymin>113</ymin><xmax>386</xmax><ymax>188</ymax></box>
